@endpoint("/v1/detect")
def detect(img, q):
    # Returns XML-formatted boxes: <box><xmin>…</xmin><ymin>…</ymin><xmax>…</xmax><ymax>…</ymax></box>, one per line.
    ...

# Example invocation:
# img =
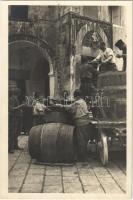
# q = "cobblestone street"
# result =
<box><xmin>8</xmin><ymin>135</ymin><xmax>126</xmax><ymax>193</ymax></box>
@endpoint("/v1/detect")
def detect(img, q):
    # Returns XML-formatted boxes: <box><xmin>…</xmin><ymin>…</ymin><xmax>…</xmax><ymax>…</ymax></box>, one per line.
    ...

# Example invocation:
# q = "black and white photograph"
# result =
<box><xmin>0</xmin><ymin>1</ymin><xmax>132</xmax><ymax>199</ymax></box>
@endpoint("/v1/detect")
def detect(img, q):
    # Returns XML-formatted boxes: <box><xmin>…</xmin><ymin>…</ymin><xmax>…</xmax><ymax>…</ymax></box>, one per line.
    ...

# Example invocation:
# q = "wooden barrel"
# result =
<box><xmin>44</xmin><ymin>111</ymin><xmax>73</xmax><ymax>125</ymax></box>
<box><xmin>28</xmin><ymin>123</ymin><xmax>75</xmax><ymax>163</ymax></box>
<box><xmin>28</xmin><ymin>125</ymin><xmax>43</xmax><ymax>159</ymax></box>
<box><xmin>97</xmin><ymin>71</ymin><xmax>126</xmax><ymax>87</ymax></box>
<box><xmin>96</xmin><ymin>71</ymin><xmax>126</xmax><ymax>121</ymax></box>
<box><xmin>33</xmin><ymin>111</ymin><xmax>73</xmax><ymax>126</ymax></box>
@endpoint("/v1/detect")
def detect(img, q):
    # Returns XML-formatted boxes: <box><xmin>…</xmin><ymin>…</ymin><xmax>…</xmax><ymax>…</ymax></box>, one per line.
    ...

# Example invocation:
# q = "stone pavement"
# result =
<box><xmin>8</xmin><ymin>136</ymin><xmax>126</xmax><ymax>193</ymax></box>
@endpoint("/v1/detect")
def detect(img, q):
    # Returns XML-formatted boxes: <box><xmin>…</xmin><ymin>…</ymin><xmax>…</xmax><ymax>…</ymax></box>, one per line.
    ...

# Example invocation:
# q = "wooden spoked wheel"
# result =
<box><xmin>98</xmin><ymin>130</ymin><xmax>108</xmax><ymax>166</ymax></box>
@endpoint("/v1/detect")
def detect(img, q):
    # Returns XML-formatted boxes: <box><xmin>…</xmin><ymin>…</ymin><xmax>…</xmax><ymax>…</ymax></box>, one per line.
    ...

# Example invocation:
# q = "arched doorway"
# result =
<box><xmin>31</xmin><ymin>58</ymin><xmax>49</xmax><ymax>97</ymax></box>
<box><xmin>71</xmin><ymin>23</ymin><xmax>111</xmax><ymax>90</ymax></box>
<box><xmin>9</xmin><ymin>37</ymin><xmax>54</xmax><ymax>99</ymax></box>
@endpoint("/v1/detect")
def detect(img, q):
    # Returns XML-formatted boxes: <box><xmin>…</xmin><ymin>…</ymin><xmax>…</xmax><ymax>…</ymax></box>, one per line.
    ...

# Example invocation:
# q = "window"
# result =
<box><xmin>112</xmin><ymin>6</ymin><xmax>122</xmax><ymax>26</ymax></box>
<box><xmin>10</xmin><ymin>6</ymin><xmax>28</xmax><ymax>21</ymax></box>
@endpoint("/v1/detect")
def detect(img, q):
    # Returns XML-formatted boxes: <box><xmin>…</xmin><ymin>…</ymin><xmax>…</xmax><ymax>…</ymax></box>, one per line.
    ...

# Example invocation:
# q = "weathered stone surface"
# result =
<box><xmin>93</xmin><ymin>167</ymin><xmax>112</xmax><ymax>178</ymax></box>
<box><xmin>63</xmin><ymin>176</ymin><xmax>79</xmax><ymax>183</ymax></box>
<box><xmin>8</xmin><ymin>187</ymin><xmax>20</xmax><ymax>193</ymax></box>
<box><xmin>63</xmin><ymin>181</ymin><xmax>83</xmax><ymax>193</ymax></box>
<box><xmin>21</xmin><ymin>183</ymin><xmax>42</xmax><ymax>193</ymax></box>
<box><xmin>62</xmin><ymin>166</ymin><xmax>78</xmax><ymax>177</ymax></box>
<box><xmin>27</xmin><ymin>168</ymin><xmax>45</xmax><ymax>176</ymax></box>
<box><xmin>43</xmin><ymin>185</ymin><xmax>63</xmax><ymax>193</ymax></box>
<box><xmin>9</xmin><ymin>176</ymin><xmax>24</xmax><ymax>189</ymax></box>
<box><xmin>84</xmin><ymin>185</ymin><xmax>104</xmax><ymax>193</ymax></box>
<box><xmin>44</xmin><ymin>175</ymin><xmax>62</xmax><ymax>186</ymax></box>
<box><xmin>8</xmin><ymin>136</ymin><xmax>126</xmax><ymax>194</ymax></box>
<box><xmin>115</xmin><ymin>178</ymin><xmax>126</xmax><ymax>192</ymax></box>
<box><xmin>106</xmin><ymin>162</ymin><xmax>126</xmax><ymax>179</ymax></box>
<box><xmin>98</xmin><ymin>177</ymin><xmax>123</xmax><ymax>193</ymax></box>
<box><xmin>24</xmin><ymin>175</ymin><xmax>44</xmax><ymax>184</ymax></box>
<box><xmin>80</xmin><ymin>175</ymin><xmax>100</xmax><ymax>186</ymax></box>
<box><xmin>45</xmin><ymin>166</ymin><xmax>61</xmax><ymax>176</ymax></box>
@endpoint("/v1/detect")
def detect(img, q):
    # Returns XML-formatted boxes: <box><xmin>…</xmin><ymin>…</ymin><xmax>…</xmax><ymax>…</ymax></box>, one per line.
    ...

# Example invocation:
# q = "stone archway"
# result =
<box><xmin>9</xmin><ymin>35</ymin><xmax>55</xmax><ymax>98</ymax></box>
<box><xmin>71</xmin><ymin>23</ymin><xmax>111</xmax><ymax>90</ymax></box>
<box><xmin>75</xmin><ymin>23</ymin><xmax>110</xmax><ymax>56</ymax></box>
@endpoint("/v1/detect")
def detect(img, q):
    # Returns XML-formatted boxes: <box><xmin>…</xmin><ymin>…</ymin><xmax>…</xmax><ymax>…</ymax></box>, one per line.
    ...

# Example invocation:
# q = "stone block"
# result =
<box><xmin>43</xmin><ymin>185</ymin><xmax>63</xmax><ymax>193</ymax></box>
<box><xmin>98</xmin><ymin>177</ymin><xmax>123</xmax><ymax>193</ymax></box>
<box><xmin>44</xmin><ymin>175</ymin><xmax>62</xmax><ymax>186</ymax></box>
<box><xmin>84</xmin><ymin>185</ymin><xmax>104</xmax><ymax>193</ymax></box>
<box><xmin>63</xmin><ymin>182</ymin><xmax>83</xmax><ymax>193</ymax></box>
<box><xmin>24</xmin><ymin>175</ymin><xmax>44</xmax><ymax>184</ymax></box>
<box><xmin>80</xmin><ymin>175</ymin><xmax>100</xmax><ymax>186</ymax></box>
<box><xmin>21</xmin><ymin>183</ymin><xmax>42</xmax><ymax>193</ymax></box>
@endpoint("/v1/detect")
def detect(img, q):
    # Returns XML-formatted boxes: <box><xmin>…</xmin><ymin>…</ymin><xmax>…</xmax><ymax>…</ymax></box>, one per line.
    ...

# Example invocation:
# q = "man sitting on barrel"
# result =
<box><xmin>90</xmin><ymin>41</ymin><xmax>117</xmax><ymax>72</ymax></box>
<box><xmin>54</xmin><ymin>89</ymin><xmax>93</xmax><ymax>162</ymax></box>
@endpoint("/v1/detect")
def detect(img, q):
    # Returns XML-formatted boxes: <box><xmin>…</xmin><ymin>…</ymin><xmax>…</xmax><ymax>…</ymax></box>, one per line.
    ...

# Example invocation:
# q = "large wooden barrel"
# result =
<box><xmin>28</xmin><ymin>125</ymin><xmax>43</xmax><ymax>159</ymax></box>
<box><xmin>44</xmin><ymin>111</ymin><xmax>73</xmax><ymax>125</ymax></box>
<box><xmin>33</xmin><ymin>111</ymin><xmax>74</xmax><ymax>126</ymax></box>
<box><xmin>96</xmin><ymin>71</ymin><xmax>126</xmax><ymax>121</ymax></box>
<box><xmin>28</xmin><ymin>123</ymin><xmax>75</xmax><ymax>163</ymax></box>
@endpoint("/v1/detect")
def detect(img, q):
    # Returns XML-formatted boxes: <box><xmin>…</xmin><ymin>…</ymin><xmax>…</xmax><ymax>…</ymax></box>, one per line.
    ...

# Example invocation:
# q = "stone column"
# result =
<box><xmin>70</xmin><ymin>55</ymin><xmax>75</xmax><ymax>98</ymax></box>
<box><xmin>48</xmin><ymin>70</ymin><xmax>55</xmax><ymax>98</ymax></box>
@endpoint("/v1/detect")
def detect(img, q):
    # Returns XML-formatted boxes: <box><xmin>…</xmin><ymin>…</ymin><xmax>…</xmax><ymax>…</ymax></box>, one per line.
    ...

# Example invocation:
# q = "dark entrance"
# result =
<box><xmin>9</xmin><ymin>40</ymin><xmax>50</xmax><ymax>97</ymax></box>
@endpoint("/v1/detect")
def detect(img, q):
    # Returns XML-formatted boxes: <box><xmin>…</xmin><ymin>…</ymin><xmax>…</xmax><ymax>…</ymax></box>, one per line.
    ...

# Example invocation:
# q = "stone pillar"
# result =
<box><xmin>70</xmin><ymin>55</ymin><xmax>75</xmax><ymax>98</ymax></box>
<box><xmin>48</xmin><ymin>70</ymin><xmax>55</xmax><ymax>98</ymax></box>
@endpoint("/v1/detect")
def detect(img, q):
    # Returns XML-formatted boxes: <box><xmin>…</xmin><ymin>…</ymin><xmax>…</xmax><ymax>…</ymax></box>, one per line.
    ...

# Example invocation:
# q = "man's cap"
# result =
<box><xmin>73</xmin><ymin>89</ymin><xmax>82</xmax><ymax>98</ymax></box>
<box><xmin>115</xmin><ymin>39</ymin><xmax>124</xmax><ymax>47</ymax></box>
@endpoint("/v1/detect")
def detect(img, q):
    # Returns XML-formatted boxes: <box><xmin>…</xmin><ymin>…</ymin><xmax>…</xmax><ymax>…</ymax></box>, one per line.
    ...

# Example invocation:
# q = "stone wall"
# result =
<box><xmin>9</xmin><ymin>5</ymin><xmax>127</xmax><ymax>96</ymax></box>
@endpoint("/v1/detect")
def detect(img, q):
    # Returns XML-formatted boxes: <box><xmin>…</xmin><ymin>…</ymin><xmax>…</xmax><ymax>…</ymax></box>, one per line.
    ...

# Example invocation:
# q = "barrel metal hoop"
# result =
<box><xmin>56</xmin><ymin>123</ymin><xmax>63</xmax><ymax>161</ymax></box>
<box><xmin>40</xmin><ymin>124</ymin><xmax>47</xmax><ymax>160</ymax></box>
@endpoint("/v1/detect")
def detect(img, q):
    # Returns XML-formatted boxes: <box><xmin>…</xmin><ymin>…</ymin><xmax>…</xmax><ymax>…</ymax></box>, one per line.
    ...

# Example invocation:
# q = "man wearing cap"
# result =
<box><xmin>9</xmin><ymin>87</ymin><xmax>26</xmax><ymax>153</ymax></box>
<box><xmin>115</xmin><ymin>39</ymin><xmax>127</xmax><ymax>71</ymax></box>
<box><xmin>90</xmin><ymin>41</ymin><xmax>117</xmax><ymax>72</ymax></box>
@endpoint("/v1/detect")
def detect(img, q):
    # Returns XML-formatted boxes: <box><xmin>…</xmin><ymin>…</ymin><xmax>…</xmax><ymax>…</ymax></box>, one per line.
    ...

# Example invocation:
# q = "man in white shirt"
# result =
<box><xmin>90</xmin><ymin>42</ymin><xmax>117</xmax><ymax>72</ymax></box>
<box><xmin>55</xmin><ymin>89</ymin><xmax>94</xmax><ymax>161</ymax></box>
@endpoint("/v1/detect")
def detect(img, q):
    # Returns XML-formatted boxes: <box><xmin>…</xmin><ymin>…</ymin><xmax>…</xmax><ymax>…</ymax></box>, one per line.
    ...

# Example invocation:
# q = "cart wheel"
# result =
<box><xmin>98</xmin><ymin>131</ymin><xmax>108</xmax><ymax>166</ymax></box>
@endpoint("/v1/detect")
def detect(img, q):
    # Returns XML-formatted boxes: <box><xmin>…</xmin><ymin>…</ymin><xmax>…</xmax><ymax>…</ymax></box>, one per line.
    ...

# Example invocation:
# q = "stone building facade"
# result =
<box><xmin>9</xmin><ymin>6</ymin><xmax>126</xmax><ymax>99</ymax></box>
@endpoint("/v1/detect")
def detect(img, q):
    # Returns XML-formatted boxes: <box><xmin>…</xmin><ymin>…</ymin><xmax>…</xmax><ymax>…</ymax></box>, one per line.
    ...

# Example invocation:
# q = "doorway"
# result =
<box><xmin>31</xmin><ymin>58</ymin><xmax>50</xmax><ymax>98</ymax></box>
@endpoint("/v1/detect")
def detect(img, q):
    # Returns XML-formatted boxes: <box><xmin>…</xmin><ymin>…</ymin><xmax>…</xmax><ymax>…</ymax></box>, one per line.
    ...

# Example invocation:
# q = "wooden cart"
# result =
<box><xmin>90</xmin><ymin>120</ymin><xmax>126</xmax><ymax>165</ymax></box>
<box><xmin>89</xmin><ymin>71</ymin><xmax>126</xmax><ymax>165</ymax></box>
